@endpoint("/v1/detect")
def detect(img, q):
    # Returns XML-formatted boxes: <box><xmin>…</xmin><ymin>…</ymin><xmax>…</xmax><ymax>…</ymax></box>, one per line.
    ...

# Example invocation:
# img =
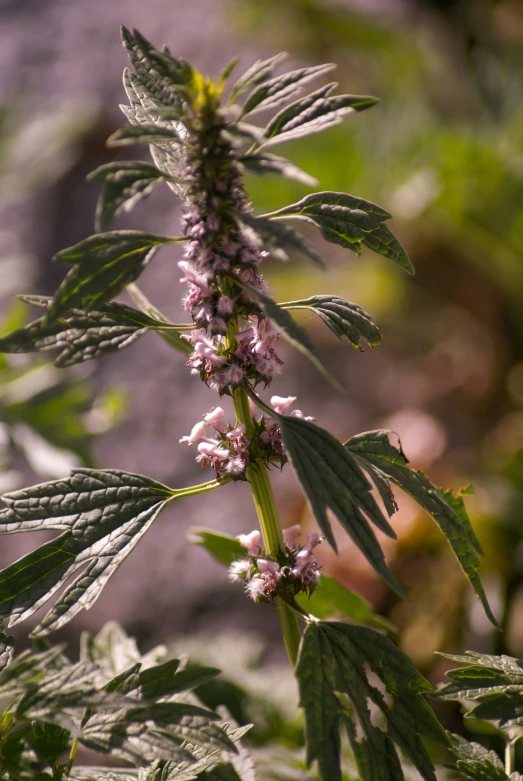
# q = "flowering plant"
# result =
<box><xmin>0</xmin><ymin>27</ymin><xmax>508</xmax><ymax>781</ymax></box>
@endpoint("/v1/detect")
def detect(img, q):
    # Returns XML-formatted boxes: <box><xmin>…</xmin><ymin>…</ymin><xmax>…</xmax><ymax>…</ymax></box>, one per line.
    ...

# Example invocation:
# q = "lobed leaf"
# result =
<box><xmin>0</xmin><ymin>469</ymin><xmax>176</xmax><ymax>635</ymax></box>
<box><xmin>88</xmin><ymin>161</ymin><xmax>167</xmax><ymax>231</ymax></box>
<box><xmin>345</xmin><ymin>430</ymin><xmax>498</xmax><ymax>627</ymax></box>
<box><xmin>232</xmin><ymin>277</ymin><xmax>339</xmax><ymax>388</ymax></box>
<box><xmin>296</xmin><ymin>621</ymin><xmax>448</xmax><ymax>781</ymax></box>
<box><xmin>237</xmin><ymin>212</ymin><xmax>324</xmax><ymax>266</ymax></box>
<box><xmin>295</xmin><ymin>574</ymin><xmax>394</xmax><ymax>631</ymax></box>
<box><xmin>280</xmin><ymin>294</ymin><xmax>382</xmax><ymax>350</ymax></box>
<box><xmin>240</xmin><ymin>63</ymin><xmax>336</xmax><ymax>118</ymax></box>
<box><xmin>46</xmin><ymin>231</ymin><xmax>173</xmax><ymax>320</ymax></box>
<box><xmin>265</xmin><ymin>191</ymin><xmax>414</xmax><ymax>273</ymax></box>
<box><xmin>262</xmin><ymin>82</ymin><xmax>378</xmax><ymax>148</ymax></box>
<box><xmin>0</xmin><ymin>297</ymin><xmax>176</xmax><ymax>368</ymax></box>
<box><xmin>448</xmin><ymin>735</ymin><xmax>509</xmax><ymax>781</ymax></box>
<box><xmin>273</xmin><ymin>414</ymin><xmax>405</xmax><ymax>596</ymax></box>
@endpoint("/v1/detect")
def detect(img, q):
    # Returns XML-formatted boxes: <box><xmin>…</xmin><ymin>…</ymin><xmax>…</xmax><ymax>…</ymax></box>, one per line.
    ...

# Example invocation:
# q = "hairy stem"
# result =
<box><xmin>231</xmin><ymin>382</ymin><xmax>302</xmax><ymax>666</ymax></box>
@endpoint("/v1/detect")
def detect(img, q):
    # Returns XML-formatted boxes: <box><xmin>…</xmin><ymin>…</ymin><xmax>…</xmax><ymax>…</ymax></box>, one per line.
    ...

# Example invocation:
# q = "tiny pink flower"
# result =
<box><xmin>257</xmin><ymin>559</ymin><xmax>280</xmax><ymax>575</ymax></box>
<box><xmin>204</xmin><ymin>407</ymin><xmax>227</xmax><ymax>432</ymax></box>
<box><xmin>238</xmin><ymin>530</ymin><xmax>261</xmax><ymax>556</ymax></box>
<box><xmin>217</xmin><ymin>296</ymin><xmax>236</xmax><ymax>316</ymax></box>
<box><xmin>282</xmin><ymin>524</ymin><xmax>301</xmax><ymax>549</ymax></box>
<box><xmin>179</xmin><ymin>420</ymin><xmax>208</xmax><ymax>445</ymax></box>
<box><xmin>246</xmin><ymin>576</ymin><xmax>267</xmax><ymax>601</ymax></box>
<box><xmin>271</xmin><ymin>396</ymin><xmax>297</xmax><ymax>416</ymax></box>
<box><xmin>228</xmin><ymin>559</ymin><xmax>251</xmax><ymax>582</ymax></box>
<box><xmin>197</xmin><ymin>441</ymin><xmax>229</xmax><ymax>460</ymax></box>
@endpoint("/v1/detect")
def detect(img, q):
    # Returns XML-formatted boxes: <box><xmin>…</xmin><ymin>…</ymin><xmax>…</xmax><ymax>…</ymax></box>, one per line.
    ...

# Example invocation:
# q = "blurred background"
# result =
<box><xmin>1</xmin><ymin>0</ymin><xmax>523</xmax><ymax>760</ymax></box>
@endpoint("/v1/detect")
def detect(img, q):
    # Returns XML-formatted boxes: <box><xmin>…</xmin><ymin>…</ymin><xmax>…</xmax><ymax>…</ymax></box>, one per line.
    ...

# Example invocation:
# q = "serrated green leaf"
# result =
<box><xmin>107</xmin><ymin>125</ymin><xmax>181</xmax><ymax>147</ymax></box>
<box><xmin>47</xmin><ymin>231</ymin><xmax>173</xmax><ymax>320</ymax></box>
<box><xmin>121</xmin><ymin>26</ymin><xmax>193</xmax><ymax>111</ymax></box>
<box><xmin>240</xmin><ymin>63</ymin><xmax>336</xmax><ymax>118</ymax></box>
<box><xmin>232</xmin><ymin>277</ymin><xmax>339</xmax><ymax>388</ymax></box>
<box><xmin>0</xmin><ymin>298</ymin><xmax>176</xmax><ymax>368</ymax></box>
<box><xmin>237</xmin><ymin>212</ymin><xmax>324</xmax><ymax>266</ymax></box>
<box><xmin>240</xmin><ymin>152</ymin><xmax>317</xmax><ymax>187</ymax></box>
<box><xmin>265</xmin><ymin>192</ymin><xmax>414</xmax><ymax>273</ymax></box>
<box><xmin>295</xmin><ymin>574</ymin><xmax>394</xmax><ymax>631</ymax></box>
<box><xmin>345</xmin><ymin>430</ymin><xmax>498</xmax><ymax>627</ymax></box>
<box><xmin>435</xmin><ymin>651</ymin><xmax>523</xmax><ymax>727</ymax></box>
<box><xmin>118</xmin><ymin>659</ymin><xmax>220</xmax><ymax>701</ymax></box>
<box><xmin>262</xmin><ymin>82</ymin><xmax>378</xmax><ymax>148</ymax></box>
<box><xmin>80</xmin><ymin>620</ymin><xmax>168</xmax><ymax>683</ymax></box>
<box><xmin>80</xmin><ymin>703</ymin><xmax>234</xmax><ymax>765</ymax></box>
<box><xmin>88</xmin><ymin>161</ymin><xmax>167</xmax><ymax>231</ymax></box>
<box><xmin>296</xmin><ymin>621</ymin><xmax>448</xmax><ymax>781</ymax></box>
<box><xmin>280</xmin><ymin>295</ymin><xmax>382</xmax><ymax>350</ymax></box>
<box><xmin>447</xmin><ymin>734</ymin><xmax>508</xmax><ymax>781</ymax></box>
<box><xmin>228</xmin><ymin>53</ymin><xmax>288</xmax><ymax>105</ymax></box>
<box><xmin>272</xmin><ymin>414</ymin><xmax>405</xmax><ymax>597</ymax></box>
<box><xmin>0</xmin><ymin>469</ymin><xmax>176</xmax><ymax>635</ymax></box>
<box><xmin>187</xmin><ymin>528</ymin><xmax>245</xmax><ymax>567</ymax></box>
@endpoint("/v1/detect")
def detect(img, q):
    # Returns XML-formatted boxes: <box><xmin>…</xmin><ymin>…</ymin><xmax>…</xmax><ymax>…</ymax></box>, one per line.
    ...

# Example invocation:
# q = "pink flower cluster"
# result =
<box><xmin>180</xmin><ymin>406</ymin><xmax>249</xmax><ymax>478</ymax></box>
<box><xmin>228</xmin><ymin>525</ymin><xmax>322</xmax><ymax>603</ymax></box>
<box><xmin>256</xmin><ymin>396</ymin><xmax>315</xmax><ymax>463</ymax></box>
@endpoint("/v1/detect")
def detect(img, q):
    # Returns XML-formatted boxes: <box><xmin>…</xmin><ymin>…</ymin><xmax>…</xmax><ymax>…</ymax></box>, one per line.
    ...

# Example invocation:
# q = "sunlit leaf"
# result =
<box><xmin>280</xmin><ymin>295</ymin><xmax>381</xmax><ymax>350</ymax></box>
<box><xmin>240</xmin><ymin>63</ymin><xmax>336</xmax><ymax>118</ymax></box>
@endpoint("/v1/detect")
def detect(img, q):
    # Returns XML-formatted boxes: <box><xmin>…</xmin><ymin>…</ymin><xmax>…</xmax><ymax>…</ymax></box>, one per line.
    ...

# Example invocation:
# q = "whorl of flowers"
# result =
<box><xmin>228</xmin><ymin>525</ymin><xmax>323</xmax><ymax>603</ymax></box>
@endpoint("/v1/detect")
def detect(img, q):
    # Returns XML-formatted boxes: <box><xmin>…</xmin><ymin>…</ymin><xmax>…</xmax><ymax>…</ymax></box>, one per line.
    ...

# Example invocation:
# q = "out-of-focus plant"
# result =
<box><xmin>0</xmin><ymin>24</ymin><xmax>506</xmax><ymax>781</ymax></box>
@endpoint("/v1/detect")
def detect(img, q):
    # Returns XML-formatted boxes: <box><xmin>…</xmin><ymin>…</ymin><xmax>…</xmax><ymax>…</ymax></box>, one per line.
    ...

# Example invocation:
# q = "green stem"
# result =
<box><xmin>65</xmin><ymin>737</ymin><xmax>79</xmax><ymax>776</ymax></box>
<box><xmin>506</xmin><ymin>739</ymin><xmax>516</xmax><ymax>775</ymax></box>
<box><xmin>231</xmin><ymin>382</ymin><xmax>302</xmax><ymax>667</ymax></box>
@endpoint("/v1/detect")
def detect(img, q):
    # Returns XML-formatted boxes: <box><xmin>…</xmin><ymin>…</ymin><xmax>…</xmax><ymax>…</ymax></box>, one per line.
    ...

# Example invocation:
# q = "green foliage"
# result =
<box><xmin>280</xmin><ymin>294</ymin><xmax>381</xmax><ymax>350</ymax></box>
<box><xmin>0</xmin><ymin>622</ymin><xmax>246</xmax><ymax>781</ymax></box>
<box><xmin>345</xmin><ymin>430</ymin><xmax>497</xmax><ymax>626</ymax></box>
<box><xmin>274</xmin><ymin>413</ymin><xmax>405</xmax><ymax>596</ymax></box>
<box><xmin>0</xmin><ymin>296</ymin><xmax>185</xmax><ymax>367</ymax></box>
<box><xmin>47</xmin><ymin>231</ymin><xmax>176</xmax><ymax>319</ymax></box>
<box><xmin>239</xmin><ymin>63</ymin><xmax>336</xmax><ymax>118</ymax></box>
<box><xmin>264</xmin><ymin>192</ymin><xmax>414</xmax><ymax>272</ymax></box>
<box><xmin>294</xmin><ymin>575</ymin><xmax>393</xmax><ymax>631</ymax></box>
<box><xmin>296</xmin><ymin>621</ymin><xmax>448</xmax><ymax>781</ymax></box>
<box><xmin>87</xmin><ymin>161</ymin><xmax>167</xmax><ymax>231</ymax></box>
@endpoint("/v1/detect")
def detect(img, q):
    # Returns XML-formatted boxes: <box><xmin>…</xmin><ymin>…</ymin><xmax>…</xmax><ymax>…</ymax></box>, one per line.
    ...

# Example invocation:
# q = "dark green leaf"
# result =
<box><xmin>265</xmin><ymin>192</ymin><xmax>414</xmax><ymax>273</ymax></box>
<box><xmin>296</xmin><ymin>621</ymin><xmax>448</xmax><ymax>781</ymax></box>
<box><xmin>274</xmin><ymin>414</ymin><xmax>405</xmax><ymax>596</ymax></box>
<box><xmin>280</xmin><ymin>295</ymin><xmax>382</xmax><ymax>350</ymax></box>
<box><xmin>80</xmin><ymin>620</ymin><xmax>168</xmax><ymax>682</ymax></box>
<box><xmin>232</xmin><ymin>277</ymin><xmax>339</xmax><ymax>388</ymax></box>
<box><xmin>47</xmin><ymin>231</ymin><xmax>172</xmax><ymax>319</ymax></box>
<box><xmin>0</xmin><ymin>469</ymin><xmax>175</xmax><ymax>635</ymax></box>
<box><xmin>118</xmin><ymin>659</ymin><xmax>221</xmax><ymax>701</ymax></box>
<box><xmin>107</xmin><ymin>125</ymin><xmax>181</xmax><ymax>147</ymax></box>
<box><xmin>187</xmin><ymin>528</ymin><xmax>245</xmax><ymax>567</ymax></box>
<box><xmin>295</xmin><ymin>574</ymin><xmax>394</xmax><ymax>631</ymax></box>
<box><xmin>228</xmin><ymin>53</ymin><xmax>288</xmax><ymax>104</ymax></box>
<box><xmin>237</xmin><ymin>212</ymin><xmax>324</xmax><ymax>267</ymax></box>
<box><xmin>240</xmin><ymin>152</ymin><xmax>317</xmax><ymax>187</ymax></box>
<box><xmin>345</xmin><ymin>430</ymin><xmax>498</xmax><ymax>627</ymax></box>
<box><xmin>88</xmin><ymin>161</ymin><xmax>167</xmax><ymax>231</ymax></box>
<box><xmin>26</xmin><ymin>722</ymin><xmax>71</xmax><ymax>767</ymax></box>
<box><xmin>263</xmin><ymin>82</ymin><xmax>378</xmax><ymax>147</ymax></box>
<box><xmin>0</xmin><ymin>298</ymin><xmax>174</xmax><ymax>368</ymax></box>
<box><xmin>240</xmin><ymin>63</ymin><xmax>336</xmax><ymax>118</ymax></box>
